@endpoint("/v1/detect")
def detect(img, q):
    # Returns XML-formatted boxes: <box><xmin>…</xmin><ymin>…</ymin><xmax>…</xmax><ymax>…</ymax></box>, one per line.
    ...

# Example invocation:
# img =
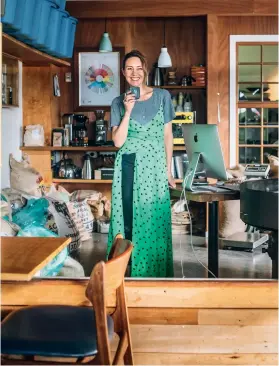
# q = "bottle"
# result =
<box><xmin>184</xmin><ymin>93</ymin><xmax>193</xmax><ymax>112</ymax></box>
<box><xmin>82</xmin><ymin>154</ymin><xmax>92</xmax><ymax>179</ymax></box>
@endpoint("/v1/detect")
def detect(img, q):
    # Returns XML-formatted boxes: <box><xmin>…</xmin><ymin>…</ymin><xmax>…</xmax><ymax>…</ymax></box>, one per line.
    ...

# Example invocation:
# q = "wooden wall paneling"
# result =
<box><xmin>1</xmin><ymin>306</ymin><xmax>278</xmax><ymax>326</ymax></box>
<box><xmin>111</xmin><ymin>324</ymin><xmax>277</xmax><ymax>353</ymax></box>
<box><xmin>23</xmin><ymin>66</ymin><xmax>52</xmax><ymax>144</ymax></box>
<box><xmin>74</xmin><ymin>19</ymin><xmax>104</xmax><ymax>47</ymax></box>
<box><xmin>198</xmin><ymin>309</ymin><xmax>278</xmax><ymax>326</ymax></box>
<box><xmin>2</xmin><ymin>280</ymin><xmax>278</xmax><ymax>308</ymax></box>
<box><xmin>75</xmin><ymin>18</ymin><xmax>164</xmax><ymax>76</ymax></box>
<box><xmin>217</xmin><ymin>16</ymin><xmax>279</xmax><ymax>166</ymax></box>
<box><xmin>73</xmin><ymin>17</ymin><xmax>206</xmax><ymax>89</ymax></box>
<box><xmin>126</xmin><ymin>308</ymin><xmax>279</xmax><ymax>325</ymax></box>
<box><xmin>4</xmin><ymin>353</ymin><xmax>279</xmax><ymax>366</ymax></box>
<box><xmin>65</xmin><ymin>0</ymin><xmax>278</xmax><ymax>18</ymax></box>
<box><xmin>57</xmin><ymin>182</ymin><xmax>112</xmax><ymax>199</ymax></box>
<box><xmin>49</xmin><ymin>64</ymin><xmax>61</xmax><ymax>129</ymax></box>
<box><xmin>127</xmin><ymin>308</ymin><xmax>199</xmax><ymax>325</ymax></box>
<box><xmin>59</xmin><ymin>66</ymin><xmax>74</xmax><ymax>116</ymax></box>
<box><xmin>165</xmin><ymin>17</ymin><xmax>207</xmax><ymax>124</ymax></box>
<box><xmin>132</xmin><ymin>353</ymin><xmax>278</xmax><ymax>365</ymax></box>
<box><xmin>2</xmin><ymin>280</ymin><xmax>277</xmax><ymax>365</ymax></box>
<box><xmin>166</xmin><ymin>17</ymin><xmax>206</xmax><ymax>80</ymax></box>
<box><xmin>115</xmin><ymin>18</ymin><xmax>163</xmax><ymax>75</ymax></box>
<box><xmin>253</xmin><ymin>0</ymin><xmax>278</xmax><ymax>15</ymax></box>
<box><xmin>108</xmin><ymin>18</ymin><xmax>133</xmax><ymax>53</ymax></box>
<box><xmin>24</xmin><ymin>150</ymin><xmax>52</xmax><ymax>185</ymax></box>
<box><xmin>23</xmin><ymin>65</ymin><xmax>65</xmax><ymax>144</ymax></box>
<box><xmin>206</xmin><ymin>15</ymin><xmax>219</xmax><ymax>125</ymax></box>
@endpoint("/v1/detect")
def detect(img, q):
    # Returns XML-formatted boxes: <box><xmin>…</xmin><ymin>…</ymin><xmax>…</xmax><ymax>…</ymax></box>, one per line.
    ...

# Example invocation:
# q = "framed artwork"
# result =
<box><xmin>74</xmin><ymin>47</ymin><xmax>125</xmax><ymax>111</ymax></box>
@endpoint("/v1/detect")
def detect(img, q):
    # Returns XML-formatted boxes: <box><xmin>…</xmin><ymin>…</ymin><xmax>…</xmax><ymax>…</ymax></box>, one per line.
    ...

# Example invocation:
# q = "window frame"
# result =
<box><xmin>229</xmin><ymin>35</ymin><xmax>278</xmax><ymax>167</ymax></box>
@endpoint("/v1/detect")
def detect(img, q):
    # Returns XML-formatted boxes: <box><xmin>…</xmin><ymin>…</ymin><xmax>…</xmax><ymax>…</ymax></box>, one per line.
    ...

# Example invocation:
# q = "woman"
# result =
<box><xmin>107</xmin><ymin>49</ymin><xmax>176</xmax><ymax>278</ymax></box>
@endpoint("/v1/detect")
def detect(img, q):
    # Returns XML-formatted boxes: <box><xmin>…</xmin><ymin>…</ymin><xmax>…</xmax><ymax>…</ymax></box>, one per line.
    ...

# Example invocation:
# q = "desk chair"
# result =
<box><xmin>1</xmin><ymin>234</ymin><xmax>133</xmax><ymax>365</ymax></box>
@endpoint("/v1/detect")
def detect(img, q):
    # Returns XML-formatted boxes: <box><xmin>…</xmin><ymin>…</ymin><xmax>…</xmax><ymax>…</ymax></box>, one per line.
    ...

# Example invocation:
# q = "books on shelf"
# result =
<box><xmin>94</xmin><ymin>168</ymin><xmax>114</xmax><ymax>180</ymax></box>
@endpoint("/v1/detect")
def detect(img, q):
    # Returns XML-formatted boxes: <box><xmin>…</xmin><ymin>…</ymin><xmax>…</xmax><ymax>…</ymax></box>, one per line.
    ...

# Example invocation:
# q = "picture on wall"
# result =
<box><xmin>74</xmin><ymin>48</ymin><xmax>125</xmax><ymax>111</ymax></box>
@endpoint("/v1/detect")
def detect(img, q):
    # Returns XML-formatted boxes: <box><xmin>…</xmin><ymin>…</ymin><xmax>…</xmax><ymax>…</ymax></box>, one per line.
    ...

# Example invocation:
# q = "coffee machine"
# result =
<box><xmin>72</xmin><ymin>114</ymin><xmax>89</xmax><ymax>147</ymax></box>
<box><xmin>94</xmin><ymin>110</ymin><xmax>107</xmax><ymax>145</ymax></box>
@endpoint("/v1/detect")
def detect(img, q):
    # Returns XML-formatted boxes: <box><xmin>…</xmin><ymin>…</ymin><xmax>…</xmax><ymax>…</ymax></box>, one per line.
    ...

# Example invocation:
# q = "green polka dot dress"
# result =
<box><xmin>107</xmin><ymin>103</ymin><xmax>173</xmax><ymax>278</ymax></box>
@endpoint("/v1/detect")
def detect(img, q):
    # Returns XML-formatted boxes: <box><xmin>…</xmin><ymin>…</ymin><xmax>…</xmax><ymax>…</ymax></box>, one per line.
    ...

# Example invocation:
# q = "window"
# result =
<box><xmin>236</xmin><ymin>43</ymin><xmax>278</xmax><ymax>164</ymax></box>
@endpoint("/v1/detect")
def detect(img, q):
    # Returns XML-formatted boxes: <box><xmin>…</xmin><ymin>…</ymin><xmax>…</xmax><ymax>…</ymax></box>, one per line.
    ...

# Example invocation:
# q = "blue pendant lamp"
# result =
<box><xmin>99</xmin><ymin>19</ymin><xmax>112</xmax><ymax>52</ymax></box>
<box><xmin>158</xmin><ymin>19</ymin><xmax>172</xmax><ymax>68</ymax></box>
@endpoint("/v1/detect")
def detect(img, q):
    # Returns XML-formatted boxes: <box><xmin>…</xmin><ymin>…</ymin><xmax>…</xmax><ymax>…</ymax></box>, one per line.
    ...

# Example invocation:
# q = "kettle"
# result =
<box><xmin>58</xmin><ymin>155</ymin><xmax>78</xmax><ymax>179</ymax></box>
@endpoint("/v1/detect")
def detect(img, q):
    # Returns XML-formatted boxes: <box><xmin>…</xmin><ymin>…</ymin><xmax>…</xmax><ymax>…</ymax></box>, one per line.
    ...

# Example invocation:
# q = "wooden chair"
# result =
<box><xmin>1</xmin><ymin>234</ymin><xmax>134</xmax><ymax>365</ymax></box>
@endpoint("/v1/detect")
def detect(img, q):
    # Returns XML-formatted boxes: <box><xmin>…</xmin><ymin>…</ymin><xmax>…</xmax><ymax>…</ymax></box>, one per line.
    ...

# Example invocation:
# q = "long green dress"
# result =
<box><xmin>107</xmin><ymin>103</ymin><xmax>173</xmax><ymax>278</ymax></box>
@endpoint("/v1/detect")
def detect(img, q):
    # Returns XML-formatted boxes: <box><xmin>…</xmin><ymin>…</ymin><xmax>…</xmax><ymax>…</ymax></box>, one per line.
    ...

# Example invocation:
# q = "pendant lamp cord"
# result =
<box><xmin>105</xmin><ymin>18</ymin><xmax>107</xmax><ymax>32</ymax></box>
<box><xmin>163</xmin><ymin>19</ymin><xmax>166</xmax><ymax>47</ymax></box>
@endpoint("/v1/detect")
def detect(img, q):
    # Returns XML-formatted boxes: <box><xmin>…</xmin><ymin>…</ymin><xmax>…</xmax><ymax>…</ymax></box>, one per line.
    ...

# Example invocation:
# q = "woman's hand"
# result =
<box><xmin>124</xmin><ymin>91</ymin><xmax>136</xmax><ymax>114</ymax></box>
<box><xmin>168</xmin><ymin>173</ymin><xmax>176</xmax><ymax>188</ymax></box>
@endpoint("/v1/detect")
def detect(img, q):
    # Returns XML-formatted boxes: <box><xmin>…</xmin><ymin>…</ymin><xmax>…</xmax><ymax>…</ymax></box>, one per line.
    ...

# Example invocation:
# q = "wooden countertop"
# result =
<box><xmin>170</xmin><ymin>186</ymin><xmax>240</xmax><ymax>202</ymax></box>
<box><xmin>1</xmin><ymin>237</ymin><xmax>71</xmax><ymax>281</ymax></box>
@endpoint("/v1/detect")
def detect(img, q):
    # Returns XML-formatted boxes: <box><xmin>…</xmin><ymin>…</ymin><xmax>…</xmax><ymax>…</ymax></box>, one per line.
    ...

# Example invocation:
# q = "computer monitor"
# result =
<box><xmin>182</xmin><ymin>124</ymin><xmax>228</xmax><ymax>191</ymax></box>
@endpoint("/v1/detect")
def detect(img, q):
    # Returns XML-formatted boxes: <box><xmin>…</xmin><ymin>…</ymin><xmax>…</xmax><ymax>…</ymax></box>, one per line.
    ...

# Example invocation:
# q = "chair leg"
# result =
<box><xmin>24</xmin><ymin>356</ymin><xmax>35</xmax><ymax>361</ymax></box>
<box><xmin>76</xmin><ymin>357</ymin><xmax>85</xmax><ymax>363</ymax></box>
<box><xmin>123</xmin><ymin>343</ymin><xmax>133</xmax><ymax>366</ymax></box>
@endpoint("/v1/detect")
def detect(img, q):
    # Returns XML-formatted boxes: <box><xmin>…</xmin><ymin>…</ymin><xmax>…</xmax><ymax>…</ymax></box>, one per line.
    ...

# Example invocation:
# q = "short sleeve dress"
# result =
<box><xmin>107</xmin><ymin>88</ymin><xmax>175</xmax><ymax>278</ymax></box>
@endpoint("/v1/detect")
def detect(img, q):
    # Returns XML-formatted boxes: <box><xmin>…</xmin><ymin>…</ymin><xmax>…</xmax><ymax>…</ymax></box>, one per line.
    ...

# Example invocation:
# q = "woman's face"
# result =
<box><xmin>122</xmin><ymin>57</ymin><xmax>145</xmax><ymax>87</ymax></box>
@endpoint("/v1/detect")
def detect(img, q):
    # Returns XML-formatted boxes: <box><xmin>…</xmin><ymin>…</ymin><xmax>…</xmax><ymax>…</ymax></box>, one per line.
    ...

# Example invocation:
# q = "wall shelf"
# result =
<box><xmin>21</xmin><ymin>146</ymin><xmax>118</xmax><ymax>152</ymax></box>
<box><xmin>53</xmin><ymin>179</ymin><xmax>113</xmax><ymax>183</ymax></box>
<box><xmin>159</xmin><ymin>86</ymin><xmax>206</xmax><ymax>89</ymax></box>
<box><xmin>52</xmin><ymin>178</ymin><xmax>183</xmax><ymax>184</ymax></box>
<box><xmin>2</xmin><ymin>33</ymin><xmax>71</xmax><ymax>67</ymax></box>
<box><xmin>21</xmin><ymin>145</ymin><xmax>186</xmax><ymax>151</ymax></box>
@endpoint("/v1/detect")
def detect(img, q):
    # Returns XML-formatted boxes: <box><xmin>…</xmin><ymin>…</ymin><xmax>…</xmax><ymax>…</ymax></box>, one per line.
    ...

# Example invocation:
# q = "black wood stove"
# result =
<box><xmin>240</xmin><ymin>179</ymin><xmax>278</xmax><ymax>279</ymax></box>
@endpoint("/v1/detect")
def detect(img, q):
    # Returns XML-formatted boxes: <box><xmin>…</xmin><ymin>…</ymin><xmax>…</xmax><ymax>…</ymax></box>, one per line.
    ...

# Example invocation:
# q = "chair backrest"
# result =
<box><xmin>85</xmin><ymin>234</ymin><xmax>133</xmax><ymax>365</ymax></box>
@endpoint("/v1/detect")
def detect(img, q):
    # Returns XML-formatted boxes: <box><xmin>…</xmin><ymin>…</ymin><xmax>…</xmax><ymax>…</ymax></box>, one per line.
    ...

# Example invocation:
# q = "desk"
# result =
<box><xmin>1</xmin><ymin>237</ymin><xmax>71</xmax><ymax>281</ymax></box>
<box><xmin>171</xmin><ymin>188</ymin><xmax>240</xmax><ymax>278</ymax></box>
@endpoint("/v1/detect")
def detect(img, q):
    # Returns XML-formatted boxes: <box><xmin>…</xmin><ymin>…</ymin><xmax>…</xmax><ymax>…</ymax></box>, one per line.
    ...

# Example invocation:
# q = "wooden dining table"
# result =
<box><xmin>1</xmin><ymin>237</ymin><xmax>71</xmax><ymax>281</ymax></box>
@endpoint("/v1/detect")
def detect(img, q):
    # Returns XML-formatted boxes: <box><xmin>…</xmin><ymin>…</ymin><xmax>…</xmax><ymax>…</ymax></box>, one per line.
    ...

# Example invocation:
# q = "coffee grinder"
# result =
<box><xmin>94</xmin><ymin>110</ymin><xmax>107</xmax><ymax>145</ymax></box>
<box><xmin>72</xmin><ymin>114</ymin><xmax>89</xmax><ymax>146</ymax></box>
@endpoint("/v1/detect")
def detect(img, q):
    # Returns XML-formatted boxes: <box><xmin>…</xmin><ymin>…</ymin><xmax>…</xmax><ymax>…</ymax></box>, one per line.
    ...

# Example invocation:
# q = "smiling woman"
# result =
<box><xmin>107</xmin><ymin>50</ymin><xmax>176</xmax><ymax>278</ymax></box>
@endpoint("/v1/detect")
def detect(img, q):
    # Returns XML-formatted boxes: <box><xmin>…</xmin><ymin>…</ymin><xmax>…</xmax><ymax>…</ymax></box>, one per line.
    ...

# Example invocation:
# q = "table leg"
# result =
<box><xmin>270</xmin><ymin>231</ymin><xmax>278</xmax><ymax>280</ymax></box>
<box><xmin>208</xmin><ymin>201</ymin><xmax>219</xmax><ymax>278</ymax></box>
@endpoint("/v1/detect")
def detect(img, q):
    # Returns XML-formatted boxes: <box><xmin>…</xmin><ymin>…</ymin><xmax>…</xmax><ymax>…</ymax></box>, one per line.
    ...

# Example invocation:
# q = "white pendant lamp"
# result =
<box><xmin>99</xmin><ymin>19</ymin><xmax>112</xmax><ymax>52</ymax></box>
<box><xmin>158</xmin><ymin>20</ymin><xmax>172</xmax><ymax>68</ymax></box>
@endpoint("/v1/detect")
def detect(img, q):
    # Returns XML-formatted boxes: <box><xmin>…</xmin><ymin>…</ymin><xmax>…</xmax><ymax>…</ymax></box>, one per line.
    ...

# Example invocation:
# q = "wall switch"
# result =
<box><xmin>65</xmin><ymin>72</ymin><xmax>72</xmax><ymax>82</ymax></box>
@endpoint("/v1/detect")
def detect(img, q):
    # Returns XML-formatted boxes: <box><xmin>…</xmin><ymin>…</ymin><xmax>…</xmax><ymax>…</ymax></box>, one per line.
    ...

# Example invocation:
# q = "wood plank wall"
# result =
<box><xmin>2</xmin><ymin>280</ymin><xmax>278</xmax><ymax>365</ymax></box>
<box><xmin>70</xmin><ymin>15</ymin><xmax>279</xmax><ymax>166</ymax></box>
<box><xmin>21</xmin><ymin>14</ymin><xmax>278</xmax><ymax>169</ymax></box>
<box><xmin>73</xmin><ymin>17</ymin><xmax>207</xmax><ymax>124</ymax></box>
<box><xmin>66</xmin><ymin>0</ymin><xmax>278</xmax><ymax>18</ymax></box>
